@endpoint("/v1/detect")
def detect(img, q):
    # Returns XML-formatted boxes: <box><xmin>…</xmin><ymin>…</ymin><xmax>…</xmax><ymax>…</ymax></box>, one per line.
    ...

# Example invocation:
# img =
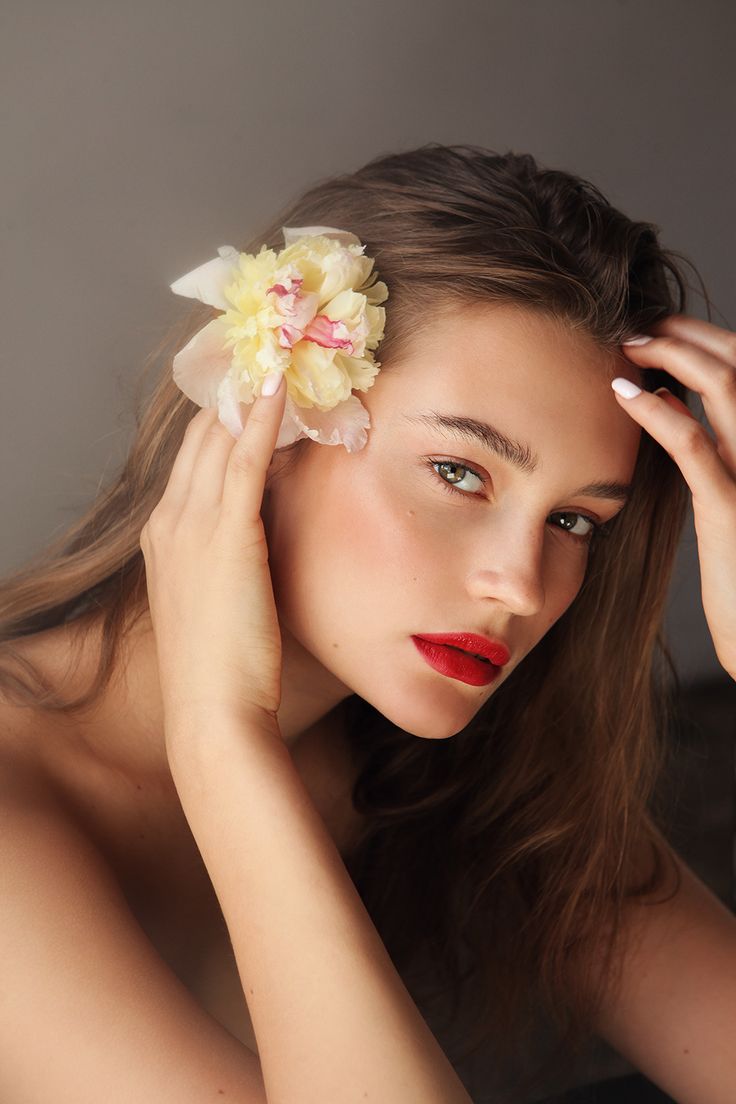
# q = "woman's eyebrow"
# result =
<box><xmin>402</xmin><ymin>410</ymin><xmax>632</xmax><ymax>503</ymax></box>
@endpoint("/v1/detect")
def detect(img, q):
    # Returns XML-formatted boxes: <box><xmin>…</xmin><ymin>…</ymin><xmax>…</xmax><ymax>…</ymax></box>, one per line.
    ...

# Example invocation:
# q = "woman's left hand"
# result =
<box><xmin>615</xmin><ymin>314</ymin><xmax>736</xmax><ymax>681</ymax></box>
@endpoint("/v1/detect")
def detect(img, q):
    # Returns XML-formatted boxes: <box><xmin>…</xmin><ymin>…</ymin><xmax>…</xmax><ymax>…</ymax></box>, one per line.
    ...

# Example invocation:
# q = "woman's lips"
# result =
<box><xmin>410</xmin><ymin>636</ymin><xmax>501</xmax><ymax>687</ymax></box>
<box><xmin>414</xmin><ymin>632</ymin><xmax>510</xmax><ymax>666</ymax></box>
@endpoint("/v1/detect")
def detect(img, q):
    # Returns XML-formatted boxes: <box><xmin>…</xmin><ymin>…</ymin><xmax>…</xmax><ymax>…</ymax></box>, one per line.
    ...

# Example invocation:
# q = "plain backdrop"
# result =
<box><xmin>1</xmin><ymin>0</ymin><xmax>734</xmax><ymax>687</ymax></box>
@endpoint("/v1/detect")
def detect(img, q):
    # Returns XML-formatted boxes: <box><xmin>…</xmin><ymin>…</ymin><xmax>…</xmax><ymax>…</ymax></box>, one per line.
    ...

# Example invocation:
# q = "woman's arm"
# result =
<box><xmin>138</xmin><ymin>382</ymin><xmax>475</xmax><ymax>1103</ymax></box>
<box><xmin>165</xmin><ymin>706</ymin><xmax>474</xmax><ymax>1104</ymax></box>
<box><xmin>590</xmin><ymin>839</ymin><xmax>736</xmax><ymax>1104</ymax></box>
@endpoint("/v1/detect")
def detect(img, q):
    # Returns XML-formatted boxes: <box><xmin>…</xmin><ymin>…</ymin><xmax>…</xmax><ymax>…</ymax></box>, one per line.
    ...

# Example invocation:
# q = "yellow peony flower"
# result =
<box><xmin>169</xmin><ymin>225</ymin><xmax>388</xmax><ymax>452</ymax></box>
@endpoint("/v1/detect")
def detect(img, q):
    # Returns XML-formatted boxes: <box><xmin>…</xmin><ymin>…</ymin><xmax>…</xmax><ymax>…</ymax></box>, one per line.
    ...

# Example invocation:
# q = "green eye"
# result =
<box><xmin>430</xmin><ymin>459</ymin><xmax>485</xmax><ymax>495</ymax></box>
<box><xmin>426</xmin><ymin>458</ymin><xmax>610</xmax><ymax>546</ymax></box>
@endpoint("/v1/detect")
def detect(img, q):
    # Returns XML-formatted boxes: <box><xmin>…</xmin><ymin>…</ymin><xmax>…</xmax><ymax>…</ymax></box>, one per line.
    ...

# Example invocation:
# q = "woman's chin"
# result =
<box><xmin>372</xmin><ymin>698</ymin><xmax>484</xmax><ymax>741</ymax></box>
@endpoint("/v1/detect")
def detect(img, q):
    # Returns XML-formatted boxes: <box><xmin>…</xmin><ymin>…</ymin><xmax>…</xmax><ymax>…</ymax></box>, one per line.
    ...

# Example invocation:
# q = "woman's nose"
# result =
<box><xmin>464</xmin><ymin>528</ymin><xmax>547</xmax><ymax>617</ymax></box>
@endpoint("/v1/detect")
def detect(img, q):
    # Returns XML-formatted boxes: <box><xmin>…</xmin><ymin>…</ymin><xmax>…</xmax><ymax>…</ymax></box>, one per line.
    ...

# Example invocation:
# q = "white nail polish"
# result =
<box><xmin>611</xmin><ymin>377</ymin><xmax>642</xmax><ymax>399</ymax></box>
<box><xmin>622</xmin><ymin>334</ymin><xmax>654</xmax><ymax>345</ymax></box>
<box><xmin>261</xmin><ymin>371</ymin><xmax>283</xmax><ymax>396</ymax></box>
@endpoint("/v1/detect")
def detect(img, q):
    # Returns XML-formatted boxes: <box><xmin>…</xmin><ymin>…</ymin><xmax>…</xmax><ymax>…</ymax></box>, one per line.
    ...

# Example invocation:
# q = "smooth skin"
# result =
<box><xmin>139</xmin><ymin>374</ymin><xmax>476</xmax><ymax>1103</ymax></box>
<box><xmin>0</xmin><ymin>304</ymin><xmax>734</xmax><ymax>1101</ymax></box>
<box><xmin>615</xmin><ymin>315</ymin><xmax>736</xmax><ymax>682</ymax></box>
<box><xmin>141</xmin><ymin>304</ymin><xmax>736</xmax><ymax>1103</ymax></box>
<box><xmin>591</xmin><ymin>313</ymin><xmax>736</xmax><ymax>1103</ymax></box>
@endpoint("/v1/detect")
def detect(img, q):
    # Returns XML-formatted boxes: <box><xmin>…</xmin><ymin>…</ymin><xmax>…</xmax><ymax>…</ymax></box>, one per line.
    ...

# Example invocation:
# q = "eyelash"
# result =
<box><xmin>426</xmin><ymin>458</ymin><xmax>613</xmax><ymax>546</ymax></box>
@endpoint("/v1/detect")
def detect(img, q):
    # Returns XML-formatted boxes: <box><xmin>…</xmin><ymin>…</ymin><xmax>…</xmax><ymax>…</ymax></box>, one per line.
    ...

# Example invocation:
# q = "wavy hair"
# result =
<box><xmin>0</xmin><ymin>143</ymin><xmax>705</xmax><ymax>1100</ymax></box>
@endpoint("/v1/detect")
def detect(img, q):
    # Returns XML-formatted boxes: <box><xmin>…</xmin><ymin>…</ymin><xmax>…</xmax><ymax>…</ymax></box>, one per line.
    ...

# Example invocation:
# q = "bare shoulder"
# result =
<box><xmin>0</xmin><ymin>714</ymin><xmax>266</xmax><ymax>1103</ymax></box>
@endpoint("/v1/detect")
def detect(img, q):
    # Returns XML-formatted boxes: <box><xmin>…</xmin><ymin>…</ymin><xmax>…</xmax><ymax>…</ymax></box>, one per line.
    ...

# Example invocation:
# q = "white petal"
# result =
<box><xmin>286</xmin><ymin>393</ymin><xmax>371</xmax><ymax>453</ymax></box>
<box><xmin>216</xmin><ymin>373</ymin><xmax>246</xmax><ymax>437</ymax></box>
<box><xmin>274</xmin><ymin>399</ymin><xmax>308</xmax><ymax>449</ymax></box>
<box><xmin>172</xmin><ymin>317</ymin><xmax>233</xmax><ymax>407</ymax></box>
<box><xmin>365</xmin><ymin>278</ymin><xmax>389</xmax><ymax>306</ymax></box>
<box><xmin>217</xmin><ymin>374</ymin><xmax>299</xmax><ymax>446</ymax></box>
<box><xmin>335</xmin><ymin>351</ymin><xmax>381</xmax><ymax>392</ymax></box>
<box><xmin>318</xmin><ymin>252</ymin><xmax>372</xmax><ymax>303</ymax></box>
<box><xmin>170</xmin><ymin>245</ymin><xmax>241</xmax><ymax>310</ymax></box>
<box><xmin>281</xmin><ymin>225</ymin><xmax>363</xmax><ymax>249</ymax></box>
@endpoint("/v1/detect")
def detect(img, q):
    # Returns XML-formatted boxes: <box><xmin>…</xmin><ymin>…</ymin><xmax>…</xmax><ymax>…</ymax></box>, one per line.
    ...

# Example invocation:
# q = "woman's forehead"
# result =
<box><xmin>388</xmin><ymin>304</ymin><xmax>627</xmax><ymax>384</ymax></box>
<box><xmin>365</xmin><ymin>316</ymin><xmax>642</xmax><ymax>485</ymax></box>
<box><xmin>377</xmin><ymin>325</ymin><xmax>633</xmax><ymax>419</ymax></box>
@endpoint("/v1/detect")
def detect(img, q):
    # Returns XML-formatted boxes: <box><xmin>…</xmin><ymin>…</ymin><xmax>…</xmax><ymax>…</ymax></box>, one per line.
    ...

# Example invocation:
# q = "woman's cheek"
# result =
<box><xmin>347</xmin><ymin>467</ymin><xmax>440</xmax><ymax>578</ymax></box>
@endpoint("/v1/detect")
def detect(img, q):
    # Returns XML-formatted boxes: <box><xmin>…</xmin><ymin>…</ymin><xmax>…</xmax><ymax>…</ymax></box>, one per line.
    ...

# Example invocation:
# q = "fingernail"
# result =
<box><xmin>622</xmin><ymin>334</ymin><xmax>654</xmax><ymax>346</ymax></box>
<box><xmin>261</xmin><ymin>370</ymin><xmax>284</xmax><ymax>397</ymax></box>
<box><xmin>654</xmin><ymin>387</ymin><xmax>671</xmax><ymax>398</ymax></box>
<box><xmin>611</xmin><ymin>377</ymin><xmax>642</xmax><ymax>399</ymax></box>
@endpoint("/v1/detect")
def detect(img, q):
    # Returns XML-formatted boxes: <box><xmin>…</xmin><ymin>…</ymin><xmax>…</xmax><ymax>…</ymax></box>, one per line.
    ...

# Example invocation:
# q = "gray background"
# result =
<box><xmin>2</xmin><ymin>0</ymin><xmax>734</xmax><ymax>687</ymax></box>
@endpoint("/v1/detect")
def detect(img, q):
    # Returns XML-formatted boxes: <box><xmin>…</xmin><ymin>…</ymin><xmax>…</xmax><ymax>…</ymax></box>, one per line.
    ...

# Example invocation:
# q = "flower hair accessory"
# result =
<box><xmin>169</xmin><ymin>225</ymin><xmax>388</xmax><ymax>452</ymax></box>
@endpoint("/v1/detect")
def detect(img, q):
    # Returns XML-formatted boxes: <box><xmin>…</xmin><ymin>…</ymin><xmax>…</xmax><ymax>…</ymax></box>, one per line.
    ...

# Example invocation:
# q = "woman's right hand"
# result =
<box><xmin>139</xmin><ymin>372</ymin><xmax>289</xmax><ymax>733</ymax></box>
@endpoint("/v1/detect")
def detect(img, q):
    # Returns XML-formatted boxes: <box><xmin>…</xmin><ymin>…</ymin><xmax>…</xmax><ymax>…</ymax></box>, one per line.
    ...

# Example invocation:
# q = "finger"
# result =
<box><xmin>653</xmin><ymin>387</ymin><xmax>699</xmax><ymax>420</ymax></box>
<box><xmin>186</xmin><ymin>412</ymin><xmax>244</xmax><ymax>513</ymax></box>
<box><xmin>220</xmin><ymin>371</ymin><xmax>288</xmax><ymax>532</ymax></box>
<box><xmin>621</xmin><ymin>335</ymin><xmax>736</xmax><ymax>474</ymax></box>
<box><xmin>647</xmin><ymin>314</ymin><xmax>736</xmax><ymax>367</ymax></box>
<box><xmin>611</xmin><ymin>382</ymin><xmax>736</xmax><ymax>511</ymax></box>
<box><xmin>155</xmin><ymin>406</ymin><xmax>219</xmax><ymax>519</ymax></box>
<box><xmin>184</xmin><ymin>392</ymin><xmax>281</xmax><ymax>515</ymax></box>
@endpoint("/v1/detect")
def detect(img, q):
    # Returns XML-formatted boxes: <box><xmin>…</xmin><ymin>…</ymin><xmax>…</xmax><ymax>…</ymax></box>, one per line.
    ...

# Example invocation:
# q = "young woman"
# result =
<box><xmin>1</xmin><ymin>143</ymin><xmax>734</xmax><ymax>1104</ymax></box>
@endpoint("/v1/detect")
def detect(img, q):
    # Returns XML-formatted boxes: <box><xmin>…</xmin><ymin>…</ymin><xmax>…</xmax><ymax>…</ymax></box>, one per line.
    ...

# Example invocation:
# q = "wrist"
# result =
<box><xmin>162</xmin><ymin>700</ymin><xmax>283</xmax><ymax>754</ymax></box>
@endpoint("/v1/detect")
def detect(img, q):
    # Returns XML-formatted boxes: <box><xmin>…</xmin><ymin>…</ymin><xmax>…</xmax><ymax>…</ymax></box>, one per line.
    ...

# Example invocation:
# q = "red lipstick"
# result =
<box><xmin>411</xmin><ymin>632</ymin><xmax>509</xmax><ymax>687</ymax></box>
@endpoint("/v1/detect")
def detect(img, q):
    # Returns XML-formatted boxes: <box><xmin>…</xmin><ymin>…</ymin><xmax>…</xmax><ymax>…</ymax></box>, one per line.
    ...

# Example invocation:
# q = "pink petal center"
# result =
<box><xmin>302</xmin><ymin>315</ymin><xmax>354</xmax><ymax>352</ymax></box>
<box><xmin>278</xmin><ymin>323</ymin><xmax>302</xmax><ymax>350</ymax></box>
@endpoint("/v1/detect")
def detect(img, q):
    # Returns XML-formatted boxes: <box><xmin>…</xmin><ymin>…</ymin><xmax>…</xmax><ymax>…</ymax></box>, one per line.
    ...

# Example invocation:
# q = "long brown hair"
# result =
<box><xmin>0</xmin><ymin>144</ymin><xmax>705</xmax><ymax>1100</ymax></box>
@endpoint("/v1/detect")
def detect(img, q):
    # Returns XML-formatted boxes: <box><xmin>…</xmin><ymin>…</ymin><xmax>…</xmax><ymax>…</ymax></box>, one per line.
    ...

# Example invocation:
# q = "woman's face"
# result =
<box><xmin>262</xmin><ymin>302</ymin><xmax>643</xmax><ymax>741</ymax></box>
